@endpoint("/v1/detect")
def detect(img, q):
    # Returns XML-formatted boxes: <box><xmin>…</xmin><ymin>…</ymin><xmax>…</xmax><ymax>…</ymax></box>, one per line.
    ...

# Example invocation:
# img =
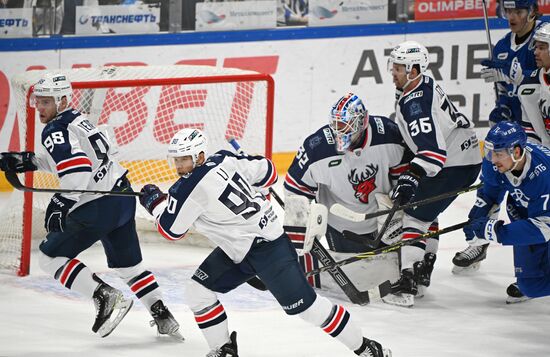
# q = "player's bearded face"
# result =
<box><xmin>173</xmin><ymin>156</ymin><xmax>194</xmax><ymax>176</ymax></box>
<box><xmin>534</xmin><ymin>42</ymin><xmax>550</xmax><ymax>69</ymax></box>
<box><xmin>390</xmin><ymin>64</ymin><xmax>408</xmax><ymax>90</ymax></box>
<box><xmin>34</xmin><ymin>97</ymin><xmax>58</xmax><ymax>124</ymax></box>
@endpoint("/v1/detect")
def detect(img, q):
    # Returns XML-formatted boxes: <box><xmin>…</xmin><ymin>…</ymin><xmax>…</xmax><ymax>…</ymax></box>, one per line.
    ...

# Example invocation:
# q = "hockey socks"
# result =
<box><xmin>299</xmin><ymin>295</ymin><xmax>363</xmax><ymax>351</ymax></box>
<box><xmin>116</xmin><ymin>265</ymin><xmax>163</xmax><ymax>312</ymax></box>
<box><xmin>38</xmin><ymin>252</ymin><xmax>98</xmax><ymax>298</ymax></box>
<box><xmin>194</xmin><ymin>300</ymin><xmax>230</xmax><ymax>350</ymax></box>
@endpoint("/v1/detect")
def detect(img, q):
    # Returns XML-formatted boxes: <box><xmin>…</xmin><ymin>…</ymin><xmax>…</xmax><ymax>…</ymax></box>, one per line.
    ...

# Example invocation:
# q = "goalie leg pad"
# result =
<box><xmin>39</xmin><ymin>251</ymin><xmax>97</xmax><ymax>298</ymax></box>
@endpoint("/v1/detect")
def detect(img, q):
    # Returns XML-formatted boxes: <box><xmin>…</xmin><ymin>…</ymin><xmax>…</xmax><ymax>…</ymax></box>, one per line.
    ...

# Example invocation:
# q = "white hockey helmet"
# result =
<box><xmin>533</xmin><ymin>22</ymin><xmax>550</xmax><ymax>54</ymax></box>
<box><xmin>388</xmin><ymin>41</ymin><xmax>429</xmax><ymax>74</ymax></box>
<box><xmin>31</xmin><ymin>72</ymin><xmax>73</xmax><ymax>112</ymax></box>
<box><xmin>168</xmin><ymin>128</ymin><xmax>208</xmax><ymax>169</ymax></box>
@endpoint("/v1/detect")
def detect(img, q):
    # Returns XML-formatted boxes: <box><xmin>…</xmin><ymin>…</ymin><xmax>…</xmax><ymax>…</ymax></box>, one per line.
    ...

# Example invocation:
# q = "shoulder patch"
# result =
<box><xmin>323</xmin><ymin>127</ymin><xmax>335</xmax><ymax>145</ymax></box>
<box><xmin>408</xmin><ymin>101</ymin><xmax>423</xmax><ymax>116</ymax></box>
<box><xmin>373</xmin><ymin>117</ymin><xmax>385</xmax><ymax>134</ymax></box>
<box><xmin>308</xmin><ymin>135</ymin><xmax>323</xmax><ymax>149</ymax></box>
<box><xmin>404</xmin><ymin>91</ymin><xmax>423</xmax><ymax>104</ymax></box>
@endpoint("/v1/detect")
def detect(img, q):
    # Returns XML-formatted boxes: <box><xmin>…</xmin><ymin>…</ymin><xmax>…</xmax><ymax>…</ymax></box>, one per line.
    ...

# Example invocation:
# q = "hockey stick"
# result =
<box><xmin>305</xmin><ymin>221</ymin><xmax>469</xmax><ymax>278</ymax></box>
<box><xmin>228</xmin><ymin>139</ymin><xmax>390</xmax><ymax>304</ymax></box>
<box><xmin>481</xmin><ymin>0</ymin><xmax>499</xmax><ymax>100</ymax></box>
<box><xmin>331</xmin><ymin>183</ymin><xmax>482</xmax><ymax>223</ymax></box>
<box><xmin>4</xmin><ymin>171</ymin><xmax>142</xmax><ymax>197</ymax></box>
<box><xmin>360</xmin><ymin>197</ymin><xmax>403</xmax><ymax>249</ymax></box>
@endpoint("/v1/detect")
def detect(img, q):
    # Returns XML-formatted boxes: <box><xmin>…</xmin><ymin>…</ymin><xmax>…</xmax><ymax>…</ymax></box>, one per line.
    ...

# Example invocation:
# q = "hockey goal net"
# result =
<box><xmin>2</xmin><ymin>65</ymin><xmax>274</xmax><ymax>276</ymax></box>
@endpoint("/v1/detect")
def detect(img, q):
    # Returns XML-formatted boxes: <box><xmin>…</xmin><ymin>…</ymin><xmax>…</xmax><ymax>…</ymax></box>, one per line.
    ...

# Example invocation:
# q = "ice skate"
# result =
<box><xmin>92</xmin><ymin>282</ymin><xmax>133</xmax><ymax>337</ymax></box>
<box><xmin>206</xmin><ymin>331</ymin><xmax>238</xmax><ymax>357</ymax></box>
<box><xmin>452</xmin><ymin>244</ymin><xmax>488</xmax><ymax>274</ymax></box>
<box><xmin>354</xmin><ymin>337</ymin><xmax>392</xmax><ymax>357</ymax></box>
<box><xmin>150</xmin><ymin>299</ymin><xmax>184</xmax><ymax>341</ymax></box>
<box><xmin>382</xmin><ymin>268</ymin><xmax>417</xmax><ymax>308</ymax></box>
<box><xmin>506</xmin><ymin>283</ymin><xmax>532</xmax><ymax>304</ymax></box>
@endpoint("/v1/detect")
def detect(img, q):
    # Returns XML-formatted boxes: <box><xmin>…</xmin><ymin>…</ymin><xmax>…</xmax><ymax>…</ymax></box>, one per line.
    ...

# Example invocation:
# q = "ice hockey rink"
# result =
<box><xmin>0</xmin><ymin>182</ymin><xmax>549</xmax><ymax>357</ymax></box>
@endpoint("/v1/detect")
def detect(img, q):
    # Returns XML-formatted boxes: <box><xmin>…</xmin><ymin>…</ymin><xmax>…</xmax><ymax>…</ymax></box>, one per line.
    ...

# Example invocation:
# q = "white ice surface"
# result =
<box><xmin>0</xmin><ymin>186</ymin><xmax>549</xmax><ymax>357</ymax></box>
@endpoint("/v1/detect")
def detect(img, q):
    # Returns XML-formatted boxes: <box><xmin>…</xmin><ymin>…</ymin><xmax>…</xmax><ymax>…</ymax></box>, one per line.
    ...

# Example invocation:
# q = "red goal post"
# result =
<box><xmin>3</xmin><ymin>65</ymin><xmax>274</xmax><ymax>276</ymax></box>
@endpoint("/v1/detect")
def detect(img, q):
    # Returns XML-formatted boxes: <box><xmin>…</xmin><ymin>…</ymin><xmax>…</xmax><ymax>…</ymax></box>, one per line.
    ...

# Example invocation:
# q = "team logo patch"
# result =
<box><xmin>348</xmin><ymin>164</ymin><xmax>378</xmax><ymax>204</ymax></box>
<box><xmin>409</xmin><ymin>101</ymin><xmax>422</xmax><ymax>116</ymax></box>
<box><xmin>309</xmin><ymin>136</ymin><xmax>322</xmax><ymax>149</ymax></box>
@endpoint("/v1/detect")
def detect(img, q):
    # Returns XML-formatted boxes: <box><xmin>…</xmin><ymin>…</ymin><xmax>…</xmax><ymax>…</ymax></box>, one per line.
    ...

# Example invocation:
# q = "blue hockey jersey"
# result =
<box><xmin>479</xmin><ymin>143</ymin><xmax>550</xmax><ymax>246</ymax></box>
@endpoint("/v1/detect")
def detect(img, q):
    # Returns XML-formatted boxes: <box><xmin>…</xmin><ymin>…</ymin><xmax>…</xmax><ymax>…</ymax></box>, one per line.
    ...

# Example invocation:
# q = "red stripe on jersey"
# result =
<box><xmin>285</xmin><ymin>175</ymin><xmax>314</xmax><ymax>195</ymax></box>
<box><xmin>402</xmin><ymin>232</ymin><xmax>421</xmax><ymax>240</ymax></box>
<box><xmin>287</xmin><ymin>232</ymin><xmax>305</xmax><ymax>243</ymax></box>
<box><xmin>523</xmin><ymin>127</ymin><xmax>535</xmax><ymax>133</ymax></box>
<box><xmin>262</xmin><ymin>160</ymin><xmax>278</xmax><ymax>188</ymax></box>
<box><xmin>60</xmin><ymin>259</ymin><xmax>81</xmax><ymax>285</ymax></box>
<box><xmin>56</xmin><ymin>157</ymin><xmax>92</xmax><ymax>172</ymax></box>
<box><xmin>156</xmin><ymin>221</ymin><xmax>185</xmax><ymax>241</ymax></box>
<box><xmin>130</xmin><ymin>275</ymin><xmax>155</xmax><ymax>293</ymax></box>
<box><xmin>390</xmin><ymin>164</ymin><xmax>410</xmax><ymax>175</ymax></box>
<box><xmin>418</xmin><ymin>150</ymin><xmax>446</xmax><ymax>165</ymax></box>
<box><xmin>195</xmin><ymin>304</ymin><xmax>225</xmax><ymax>324</ymax></box>
<box><xmin>304</xmin><ymin>253</ymin><xmax>314</xmax><ymax>285</ymax></box>
<box><xmin>323</xmin><ymin>305</ymin><xmax>345</xmax><ymax>334</ymax></box>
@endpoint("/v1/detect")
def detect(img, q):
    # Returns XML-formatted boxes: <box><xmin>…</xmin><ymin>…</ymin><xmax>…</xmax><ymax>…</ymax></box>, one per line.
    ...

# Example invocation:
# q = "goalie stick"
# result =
<box><xmin>4</xmin><ymin>171</ymin><xmax>142</xmax><ymax>197</ymax></box>
<box><xmin>228</xmin><ymin>138</ymin><xmax>391</xmax><ymax>304</ymax></box>
<box><xmin>305</xmin><ymin>221</ymin><xmax>469</xmax><ymax>278</ymax></box>
<box><xmin>331</xmin><ymin>183</ymin><xmax>482</xmax><ymax>223</ymax></box>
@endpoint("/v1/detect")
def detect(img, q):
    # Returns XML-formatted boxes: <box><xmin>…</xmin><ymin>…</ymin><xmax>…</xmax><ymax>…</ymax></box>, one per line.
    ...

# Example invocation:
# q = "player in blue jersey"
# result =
<box><xmin>284</xmin><ymin>93</ymin><xmax>412</xmax><ymax>287</ymax></box>
<box><xmin>480</xmin><ymin>0</ymin><xmax>543</xmax><ymax>132</ymax></box>
<box><xmin>387</xmin><ymin>41</ymin><xmax>482</xmax><ymax>307</ymax></box>
<box><xmin>139</xmin><ymin>128</ymin><xmax>391</xmax><ymax>357</ymax></box>
<box><xmin>462</xmin><ymin>121</ymin><xmax>550</xmax><ymax>302</ymax></box>
<box><xmin>0</xmin><ymin>73</ymin><xmax>181</xmax><ymax>338</ymax></box>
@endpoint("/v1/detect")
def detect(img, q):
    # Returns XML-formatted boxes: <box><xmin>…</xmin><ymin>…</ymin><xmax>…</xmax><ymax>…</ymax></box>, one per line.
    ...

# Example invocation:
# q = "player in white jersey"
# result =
<box><xmin>284</xmin><ymin>93</ymin><xmax>412</xmax><ymax>287</ymax></box>
<box><xmin>0</xmin><ymin>73</ymin><xmax>181</xmax><ymax>338</ymax></box>
<box><xmin>139</xmin><ymin>128</ymin><xmax>392</xmax><ymax>357</ymax></box>
<box><xmin>386</xmin><ymin>41</ymin><xmax>482</xmax><ymax>307</ymax></box>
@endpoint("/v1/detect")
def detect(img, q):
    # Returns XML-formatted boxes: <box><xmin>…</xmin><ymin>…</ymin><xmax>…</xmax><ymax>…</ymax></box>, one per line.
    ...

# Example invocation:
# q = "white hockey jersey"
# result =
<box><xmin>284</xmin><ymin>116</ymin><xmax>412</xmax><ymax>234</ymax></box>
<box><xmin>35</xmin><ymin>108</ymin><xmax>127</xmax><ymax>210</ymax></box>
<box><xmin>394</xmin><ymin>75</ymin><xmax>481</xmax><ymax>177</ymax></box>
<box><xmin>152</xmin><ymin>151</ymin><xmax>283</xmax><ymax>263</ymax></box>
<box><xmin>517</xmin><ymin>67</ymin><xmax>550</xmax><ymax>147</ymax></box>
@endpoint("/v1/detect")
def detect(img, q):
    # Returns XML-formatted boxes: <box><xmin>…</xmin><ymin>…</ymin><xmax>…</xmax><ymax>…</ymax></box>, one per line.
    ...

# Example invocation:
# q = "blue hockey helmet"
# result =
<box><xmin>501</xmin><ymin>0</ymin><xmax>537</xmax><ymax>9</ymax></box>
<box><xmin>484</xmin><ymin>121</ymin><xmax>527</xmax><ymax>162</ymax></box>
<box><xmin>329</xmin><ymin>93</ymin><xmax>368</xmax><ymax>153</ymax></box>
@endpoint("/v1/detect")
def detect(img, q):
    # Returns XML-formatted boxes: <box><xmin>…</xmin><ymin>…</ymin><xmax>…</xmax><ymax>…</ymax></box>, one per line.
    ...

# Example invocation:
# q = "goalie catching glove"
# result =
<box><xmin>0</xmin><ymin>152</ymin><xmax>38</xmax><ymax>173</ymax></box>
<box><xmin>140</xmin><ymin>184</ymin><xmax>167</xmax><ymax>215</ymax></box>
<box><xmin>375</xmin><ymin>193</ymin><xmax>403</xmax><ymax>246</ymax></box>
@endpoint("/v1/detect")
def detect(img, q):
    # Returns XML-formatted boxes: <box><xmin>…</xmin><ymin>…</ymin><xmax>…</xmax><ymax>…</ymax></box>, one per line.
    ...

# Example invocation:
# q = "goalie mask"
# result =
<box><xmin>30</xmin><ymin>72</ymin><xmax>73</xmax><ymax>113</ymax></box>
<box><xmin>329</xmin><ymin>93</ymin><xmax>368</xmax><ymax>153</ymax></box>
<box><xmin>168</xmin><ymin>128</ymin><xmax>208</xmax><ymax>177</ymax></box>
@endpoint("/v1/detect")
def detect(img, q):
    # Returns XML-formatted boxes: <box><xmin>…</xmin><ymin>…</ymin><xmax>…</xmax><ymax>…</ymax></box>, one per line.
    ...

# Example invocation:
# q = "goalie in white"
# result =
<box><xmin>139</xmin><ymin>128</ymin><xmax>392</xmax><ymax>357</ymax></box>
<box><xmin>284</xmin><ymin>93</ymin><xmax>413</xmax><ymax>288</ymax></box>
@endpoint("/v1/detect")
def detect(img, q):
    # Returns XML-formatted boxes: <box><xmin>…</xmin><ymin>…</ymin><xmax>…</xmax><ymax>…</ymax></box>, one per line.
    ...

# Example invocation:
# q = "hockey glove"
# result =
<box><xmin>463</xmin><ymin>217</ymin><xmax>503</xmax><ymax>246</ymax></box>
<box><xmin>0</xmin><ymin>152</ymin><xmax>38</xmax><ymax>173</ymax></box>
<box><xmin>480</xmin><ymin>59</ymin><xmax>523</xmax><ymax>85</ymax></box>
<box><xmin>140</xmin><ymin>184</ymin><xmax>167</xmax><ymax>215</ymax></box>
<box><xmin>468</xmin><ymin>192</ymin><xmax>499</xmax><ymax>220</ymax></box>
<box><xmin>489</xmin><ymin>103</ymin><xmax>513</xmax><ymax>124</ymax></box>
<box><xmin>45</xmin><ymin>194</ymin><xmax>76</xmax><ymax>233</ymax></box>
<box><xmin>391</xmin><ymin>171</ymin><xmax>420</xmax><ymax>204</ymax></box>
